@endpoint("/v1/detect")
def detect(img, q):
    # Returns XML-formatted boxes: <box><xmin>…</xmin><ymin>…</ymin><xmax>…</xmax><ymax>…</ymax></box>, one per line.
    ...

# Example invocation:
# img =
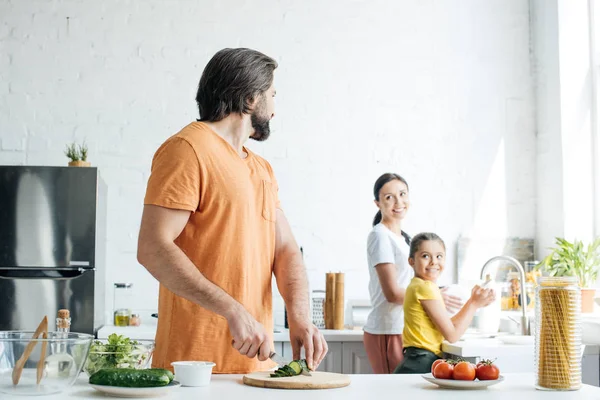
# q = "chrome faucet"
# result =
<box><xmin>480</xmin><ymin>255</ymin><xmax>530</xmax><ymax>336</ymax></box>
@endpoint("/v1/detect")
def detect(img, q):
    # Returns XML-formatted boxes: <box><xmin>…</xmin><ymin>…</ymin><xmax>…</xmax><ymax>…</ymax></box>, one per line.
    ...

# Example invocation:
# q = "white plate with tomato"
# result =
<box><xmin>423</xmin><ymin>359</ymin><xmax>503</xmax><ymax>389</ymax></box>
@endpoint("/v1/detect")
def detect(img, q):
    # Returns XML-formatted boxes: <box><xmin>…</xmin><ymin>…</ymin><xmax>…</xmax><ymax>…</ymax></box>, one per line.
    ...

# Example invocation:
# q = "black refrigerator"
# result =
<box><xmin>0</xmin><ymin>166</ymin><xmax>106</xmax><ymax>334</ymax></box>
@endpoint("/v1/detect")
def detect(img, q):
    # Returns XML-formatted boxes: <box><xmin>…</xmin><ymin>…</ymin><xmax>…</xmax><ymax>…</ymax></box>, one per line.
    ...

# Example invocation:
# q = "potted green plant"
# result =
<box><xmin>536</xmin><ymin>237</ymin><xmax>600</xmax><ymax>313</ymax></box>
<box><xmin>65</xmin><ymin>142</ymin><xmax>91</xmax><ymax>167</ymax></box>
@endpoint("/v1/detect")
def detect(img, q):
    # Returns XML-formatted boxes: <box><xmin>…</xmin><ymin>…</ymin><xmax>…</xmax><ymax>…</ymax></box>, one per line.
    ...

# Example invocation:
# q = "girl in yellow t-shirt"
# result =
<box><xmin>394</xmin><ymin>232</ymin><xmax>496</xmax><ymax>374</ymax></box>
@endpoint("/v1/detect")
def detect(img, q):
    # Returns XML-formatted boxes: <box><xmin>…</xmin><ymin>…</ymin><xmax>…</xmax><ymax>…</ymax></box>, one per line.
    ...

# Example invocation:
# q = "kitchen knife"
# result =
<box><xmin>269</xmin><ymin>352</ymin><xmax>312</xmax><ymax>376</ymax></box>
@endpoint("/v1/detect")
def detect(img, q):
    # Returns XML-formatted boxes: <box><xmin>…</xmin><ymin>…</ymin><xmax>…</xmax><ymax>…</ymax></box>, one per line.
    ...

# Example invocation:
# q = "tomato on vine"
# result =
<box><xmin>476</xmin><ymin>359</ymin><xmax>500</xmax><ymax>380</ymax></box>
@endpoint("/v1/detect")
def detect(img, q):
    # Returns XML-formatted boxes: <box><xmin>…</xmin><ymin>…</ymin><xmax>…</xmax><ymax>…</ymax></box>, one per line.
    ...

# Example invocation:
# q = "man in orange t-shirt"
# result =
<box><xmin>137</xmin><ymin>48</ymin><xmax>327</xmax><ymax>374</ymax></box>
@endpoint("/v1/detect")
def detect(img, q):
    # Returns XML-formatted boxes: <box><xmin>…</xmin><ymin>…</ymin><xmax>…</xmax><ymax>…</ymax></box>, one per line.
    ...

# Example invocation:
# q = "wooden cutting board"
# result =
<box><xmin>242</xmin><ymin>371</ymin><xmax>351</xmax><ymax>390</ymax></box>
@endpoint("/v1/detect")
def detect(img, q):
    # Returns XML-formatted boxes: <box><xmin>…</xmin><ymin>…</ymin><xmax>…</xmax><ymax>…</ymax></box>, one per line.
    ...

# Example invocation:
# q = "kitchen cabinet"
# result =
<box><xmin>582</xmin><ymin>347</ymin><xmax>600</xmax><ymax>387</ymax></box>
<box><xmin>341</xmin><ymin>342</ymin><xmax>373</xmax><ymax>374</ymax></box>
<box><xmin>317</xmin><ymin>343</ymin><xmax>343</xmax><ymax>373</ymax></box>
<box><xmin>272</xmin><ymin>341</ymin><xmax>283</xmax><ymax>356</ymax></box>
<box><xmin>277</xmin><ymin>341</ymin><xmax>371</xmax><ymax>374</ymax></box>
<box><xmin>280</xmin><ymin>342</ymin><xmax>343</xmax><ymax>373</ymax></box>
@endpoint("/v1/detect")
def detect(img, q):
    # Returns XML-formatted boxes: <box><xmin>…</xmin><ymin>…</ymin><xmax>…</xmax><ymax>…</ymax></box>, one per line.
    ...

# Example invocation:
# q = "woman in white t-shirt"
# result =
<box><xmin>363</xmin><ymin>173</ymin><xmax>461</xmax><ymax>374</ymax></box>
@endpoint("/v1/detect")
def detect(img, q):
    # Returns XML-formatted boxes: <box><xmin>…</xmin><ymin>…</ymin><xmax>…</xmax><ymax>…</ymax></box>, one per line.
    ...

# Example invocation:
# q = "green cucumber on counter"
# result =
<box><xmin>149</xmin><ymin>368</ymin><xmax>174</xmax><ymax>382</ymax></box>
<box><xmin>89</xmin><ymin>368</ymin><xmax>172</xmax><ymax>387</ymax></box>
<box><xmin>270</xmin><ymin>359</ymin><xmax>310</xmax><ymax>378</ymax></box>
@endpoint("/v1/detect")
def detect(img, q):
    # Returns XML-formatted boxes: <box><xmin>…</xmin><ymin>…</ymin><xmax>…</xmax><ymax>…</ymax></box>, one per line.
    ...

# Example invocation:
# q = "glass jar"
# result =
<box><xmin>534</xmin><ymin>276</ymin><xmax>581</xmax><ymax>391</ymax></box>
<box><xmin>113</xmin><ymin>283</ymin><xmax>133</xmax><ymax>326</ymax></box>
<box><xmin>500</xmin><ymin>282</ymin><xmax>513</xmax><ymax>310</ymax></box>
<box><xmin>525</xmin><ymin>282</ymin><xmax>535</xmax><ymax>310</ymax></box>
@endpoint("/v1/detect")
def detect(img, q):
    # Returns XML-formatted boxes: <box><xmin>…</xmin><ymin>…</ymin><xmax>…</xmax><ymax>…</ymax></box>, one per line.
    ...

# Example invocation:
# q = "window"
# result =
<box><xmin>591</xmin><ymin>0</ymin><xmax>600</xmax><ymax>288</ymax></box>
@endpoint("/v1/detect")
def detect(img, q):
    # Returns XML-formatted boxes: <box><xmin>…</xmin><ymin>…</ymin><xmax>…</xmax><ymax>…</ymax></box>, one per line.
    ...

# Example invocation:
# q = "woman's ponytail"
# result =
<box><xmin>372</xmin><ymin>210</ymin><xmax>382</xmax><ymax>226</ymax></box>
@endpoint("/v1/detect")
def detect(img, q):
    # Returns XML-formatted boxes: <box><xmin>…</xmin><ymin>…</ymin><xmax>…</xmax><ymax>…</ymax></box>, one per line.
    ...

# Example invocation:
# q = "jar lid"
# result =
<box><xmin>538</xmin><ymin>276</ymin><xmax>579</xmax><ymax>286</ymax></box>
<box><xmin>57</xmin><ymin>309</ymin><xmax>70</xmax><ymax>319</ymax></box>
<box><xmin>507</xmin><ymin>271</ymin><xmax>520</xmax><ymax>279</ymax></box>
<box><xmin>131</xmin><ymin>313</ymin><xmax>140</xmax><ymax>317</ymax></box>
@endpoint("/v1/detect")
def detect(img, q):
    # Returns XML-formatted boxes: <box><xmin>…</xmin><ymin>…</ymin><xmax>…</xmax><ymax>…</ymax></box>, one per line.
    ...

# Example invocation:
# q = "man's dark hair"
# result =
<box><xmin>196</xmin><ymin>48</ymin><xmax>278</xmax><ymax>122</ymax></box>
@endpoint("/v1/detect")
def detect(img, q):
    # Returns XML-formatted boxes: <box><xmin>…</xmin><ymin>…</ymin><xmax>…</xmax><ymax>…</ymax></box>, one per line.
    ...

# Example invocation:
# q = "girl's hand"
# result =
<box><xmin>469</xmin><ymin>285</ymin><xmax>496</xmax><ymax>308</ymax></box>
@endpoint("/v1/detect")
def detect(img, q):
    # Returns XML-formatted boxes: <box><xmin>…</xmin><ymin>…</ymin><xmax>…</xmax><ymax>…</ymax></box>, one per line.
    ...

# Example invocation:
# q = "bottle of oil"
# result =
<box><xmin>114</xmin><ymin>283</ymin><xmax>133</xmax><ymax>326</ymax></box>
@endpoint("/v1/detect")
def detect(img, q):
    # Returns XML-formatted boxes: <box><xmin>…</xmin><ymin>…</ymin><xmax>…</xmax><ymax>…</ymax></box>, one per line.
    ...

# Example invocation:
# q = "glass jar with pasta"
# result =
<box><xmin>535</xmin><ymin>276</ymin><xmax>582</xmax><ymax>391</ymax></box>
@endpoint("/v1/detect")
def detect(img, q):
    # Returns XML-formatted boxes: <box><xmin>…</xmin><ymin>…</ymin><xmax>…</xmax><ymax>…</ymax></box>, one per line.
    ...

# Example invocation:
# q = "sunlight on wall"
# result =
<box><xmin>459</xmin><ymin>139</ymin><xmax>508</xmax><ymax>284</ymax></box>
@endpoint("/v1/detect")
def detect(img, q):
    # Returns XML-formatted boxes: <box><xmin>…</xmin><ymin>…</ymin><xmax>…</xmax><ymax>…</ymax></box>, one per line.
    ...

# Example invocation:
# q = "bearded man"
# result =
<box><xmin>137</xmin><ymin>48</ymin><xmax>327</xmax><ymax>374</ymax></box>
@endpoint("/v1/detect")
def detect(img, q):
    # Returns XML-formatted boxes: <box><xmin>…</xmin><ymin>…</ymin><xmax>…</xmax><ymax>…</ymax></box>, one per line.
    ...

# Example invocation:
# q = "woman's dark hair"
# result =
<box><xmin>409</xmin><ymin>232</ymin><xmax>446</xmax><ymax>259</ymax></box>
<box><xmin>196</xmin><ymin>48</ymin><xmax>278</xmax><ymax>122</ymax></box>
<box><xmin>372</xmin><ymin>173</ymin><xmax>409</xmax><ymax>227</ymax></box>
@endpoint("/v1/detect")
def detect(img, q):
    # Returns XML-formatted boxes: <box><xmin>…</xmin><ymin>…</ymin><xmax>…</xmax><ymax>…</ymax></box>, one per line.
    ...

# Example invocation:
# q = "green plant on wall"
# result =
<box><xmin>65</xmin><ymin>143</ymin><xmax>80</xmax><ymax>162</ymax></box>
<box><xmin>536</xmin><ymin>237</ymin><xmax>600</xmax><ymax>287</ymax></box>
<box><xmin>79</xmin><ymin>143</ymin><xmax>88</xmax><ymax>161</ymax></box>
<box><xmin>64</xmin><ymin>141</ymin><xmax>88</xmax><ymax>162</ymax></box>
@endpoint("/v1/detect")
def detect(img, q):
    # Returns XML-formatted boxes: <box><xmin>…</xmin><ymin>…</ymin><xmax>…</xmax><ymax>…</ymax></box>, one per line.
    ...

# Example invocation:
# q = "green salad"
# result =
<box><xmin>85</xmin><ymin>334</ymin><xmax>153</xmax><ymax>376</ymax></box>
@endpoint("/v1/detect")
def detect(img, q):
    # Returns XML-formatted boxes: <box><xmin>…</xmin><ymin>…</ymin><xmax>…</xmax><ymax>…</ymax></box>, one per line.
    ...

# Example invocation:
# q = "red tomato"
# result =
<box><xmin>452</xmin><ymin>361</ymin><xmax>476</xmax><ymax>381</ymax></box>
<box><xmin>476</xmin><ymin>359</ymin><xmax>500</xmax><ymax>380</ymax></box>
<box><xmin>433</xmin><ymin>362</ymin><xmax>454</xmax><ymax>379</ymax></box>
<box><xmin>431</xmin><ymin>359</ymin><xmax>446</xmax><ymax>374</ymax></box>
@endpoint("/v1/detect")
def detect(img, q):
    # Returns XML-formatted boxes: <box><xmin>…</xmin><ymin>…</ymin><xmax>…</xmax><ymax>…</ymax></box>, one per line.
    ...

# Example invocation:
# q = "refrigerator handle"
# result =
<box><xmin>0</xmin><ymin>268</ymin><xmax>93</xmax><ymax>280</ymax></box>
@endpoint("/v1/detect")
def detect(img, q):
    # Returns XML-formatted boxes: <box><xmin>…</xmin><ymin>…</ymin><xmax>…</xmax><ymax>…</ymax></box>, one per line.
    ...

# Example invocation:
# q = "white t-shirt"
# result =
<box><xmin>363</xmin><ymin>223</ymin><xmax>413</xmax><ymax>335</ymax></box>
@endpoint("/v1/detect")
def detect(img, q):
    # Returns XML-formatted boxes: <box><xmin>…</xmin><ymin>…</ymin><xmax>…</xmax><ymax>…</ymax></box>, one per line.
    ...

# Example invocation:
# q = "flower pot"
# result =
<box><xmin>68</xmin><ymin>161</ymin><xmax>91</xmax><ymax>167</ymax></box>
<box><xmin>581</xmin><ymin>288</ymin><xmax>596</xmax><ymax>313</ymax></box>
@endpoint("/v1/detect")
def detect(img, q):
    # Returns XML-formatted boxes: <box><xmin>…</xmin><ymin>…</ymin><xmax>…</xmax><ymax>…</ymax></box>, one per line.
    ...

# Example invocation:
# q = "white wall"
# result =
<box><xmin>0</xmin><ymin>0</ymin><xmax>536</xmax><ymax>326</ymax></box>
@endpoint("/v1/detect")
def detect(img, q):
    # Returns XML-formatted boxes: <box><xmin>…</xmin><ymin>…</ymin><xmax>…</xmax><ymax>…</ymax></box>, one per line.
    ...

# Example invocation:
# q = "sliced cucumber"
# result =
<box><xmin>283</xmin><ymin>365</ymin><xmax>296</xmax><ymax>376</ymax></box>
<box><xmin>270</xmin><ymin>358</ymin><xmax>312</xmax><ymax>378</ymax></box>
<box><xmin>289</xmin><ymin>361</ymin><xmax>302</xmax><ymax>375</ymax></box>
<box><xmin>297</xmin><ymin>359</ymin><xmax>309</xmax><ymax>371</ymax></box>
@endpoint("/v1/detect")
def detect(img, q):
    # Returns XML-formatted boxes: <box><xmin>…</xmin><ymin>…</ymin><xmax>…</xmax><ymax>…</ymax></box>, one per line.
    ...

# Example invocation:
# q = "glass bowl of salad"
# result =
<box><xmin>84</xmin><ymin>334</ymin><xmax>154</xmax><ymax>376</ymax></box>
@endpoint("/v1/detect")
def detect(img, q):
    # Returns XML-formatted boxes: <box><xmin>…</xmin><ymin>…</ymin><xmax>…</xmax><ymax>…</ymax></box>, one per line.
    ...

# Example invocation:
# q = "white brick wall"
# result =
<box><xmin>0</xmin><ymin>0</ymin><xmax>536</xmax><ymax>326</ymax></box>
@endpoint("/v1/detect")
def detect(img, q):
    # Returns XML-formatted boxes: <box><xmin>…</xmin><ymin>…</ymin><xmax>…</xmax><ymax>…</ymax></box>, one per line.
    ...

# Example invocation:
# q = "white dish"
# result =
<box><xmin>497</xmin><ymin>335</ymin><xmax>534</xmax><ymax>345</ymax></box>
<box><xmin>89</xmin><ymin>380</ymin><xmax>180</xmax><ymax>398</ymax></box>
<box><xmin>421</xmin><ymin>373</ymin><xmax>504</xmax><ymax>389</ymax></box>
<box><xmin>172</xmin><ymin>361</ymin><xmax>215</xmax><ymax>387</ymax></box>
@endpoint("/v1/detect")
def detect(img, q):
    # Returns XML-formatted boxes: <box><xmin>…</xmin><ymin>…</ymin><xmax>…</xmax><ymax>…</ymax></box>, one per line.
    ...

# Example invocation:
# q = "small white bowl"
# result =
<box><xmin>171</xmin><ymin>361</ymin><xmax>216</xmax><ymax>387</ymax></box>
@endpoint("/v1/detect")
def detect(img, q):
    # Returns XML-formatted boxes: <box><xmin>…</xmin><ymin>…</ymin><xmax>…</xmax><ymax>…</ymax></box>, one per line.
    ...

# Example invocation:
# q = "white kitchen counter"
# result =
<box><xmin>442</xmin><ymin>338</ymin><xmax>534</xmax><ymax>358</ymax></box>
<box><xmin>4</xmin><ymin>373</ymin><xmax>600</xmax><ymax>399</ymax></box>
<box><xmin>273</xmin><ymin>329</ymin><xmax>364</xmax><ymax>342</ymax></box>
<box><xmin>97</xmin><ymin>325</ymin><xmax>365</xmax><ymax>342</ymax></box>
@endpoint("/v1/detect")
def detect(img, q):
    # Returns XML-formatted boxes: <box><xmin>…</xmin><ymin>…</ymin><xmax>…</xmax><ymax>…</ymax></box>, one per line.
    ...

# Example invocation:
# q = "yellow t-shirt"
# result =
<box><xmin>402</xmin><ymin>277</ymin><xmax>444</xmax><ymax>356</ymax></box>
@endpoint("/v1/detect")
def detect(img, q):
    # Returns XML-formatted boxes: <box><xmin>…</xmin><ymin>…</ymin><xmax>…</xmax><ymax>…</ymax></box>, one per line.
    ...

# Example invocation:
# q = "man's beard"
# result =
<box><xmin>250</xmin><ymin>110</ymin><xmax>271</xmax><ymax>142</ymax></box>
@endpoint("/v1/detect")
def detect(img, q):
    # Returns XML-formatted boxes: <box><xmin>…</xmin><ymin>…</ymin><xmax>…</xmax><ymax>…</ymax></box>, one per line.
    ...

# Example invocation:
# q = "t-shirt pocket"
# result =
<box><xmin>261</xmin><ymin>180</ymin><xmax>277</xmax><ymax>222</ymax></box>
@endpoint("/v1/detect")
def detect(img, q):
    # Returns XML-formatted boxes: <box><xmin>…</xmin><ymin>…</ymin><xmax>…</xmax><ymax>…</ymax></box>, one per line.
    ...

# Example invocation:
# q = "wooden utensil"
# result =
<box><xmin>36</xmin><ymin>330</ymin><xmax>48</xmax><ymax>384</ymax></box>
<box><xmin>11</xmin><ymin>316</ymin><xmax>48</xmax><ymax>386</ymax></box>
<box><xmin>325</xmin><ymin>273</ymin><xmax>336</xmax><ymax>329</ymax></box>
<box><xmin>333</xmin><ymin>273</ymin><xmax>344</xmax><ymax>330</ymax></box>
<box><xmin>243</xmin><ymin>371</ymin><xmax>351</xmax><ymax>390</ymax></box>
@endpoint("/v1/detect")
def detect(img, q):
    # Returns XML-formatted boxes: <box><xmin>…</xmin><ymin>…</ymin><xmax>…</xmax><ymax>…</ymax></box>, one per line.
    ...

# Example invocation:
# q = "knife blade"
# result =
<box><xmin>269</xmin><ymin>352</ymin><xmax>312</xmax><ymax>376</ymax></box>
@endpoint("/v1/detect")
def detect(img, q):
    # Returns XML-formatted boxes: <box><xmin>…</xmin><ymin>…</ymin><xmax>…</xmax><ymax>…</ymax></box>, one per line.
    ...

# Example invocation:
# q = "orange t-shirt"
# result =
<box><xmin>144</xmin><ymin>122</ymin><xmax>279</xmax><ymax>373</ymax></box>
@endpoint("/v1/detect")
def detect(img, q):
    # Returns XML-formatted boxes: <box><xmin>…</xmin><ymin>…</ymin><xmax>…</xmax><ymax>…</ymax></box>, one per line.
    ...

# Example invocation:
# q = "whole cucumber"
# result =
<box><xmin>149</xmin><ymin>368</ymin><xmax>174</xmax><ymax>382</ymax></box>
<box><xmin>89</xmin><ymin>368</ymin><xmax>171</xmax><ymax>387</ymax></box>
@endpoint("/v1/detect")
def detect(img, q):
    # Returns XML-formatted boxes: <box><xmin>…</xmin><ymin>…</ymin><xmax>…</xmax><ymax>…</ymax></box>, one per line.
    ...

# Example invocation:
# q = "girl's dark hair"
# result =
<box><xmin>409</xmin><ymin>232</ymin><xmax>446</xmax><ymax>259</ymax></box>
<box><xmin>196</xmin><ymin>48</ymin><xmax>278</xmax><ymax>122</ymax></box>
<box><xmin>372</xmin><ymin>173</ymin><xmax>409</xmax><ymax>227</ymax></box>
